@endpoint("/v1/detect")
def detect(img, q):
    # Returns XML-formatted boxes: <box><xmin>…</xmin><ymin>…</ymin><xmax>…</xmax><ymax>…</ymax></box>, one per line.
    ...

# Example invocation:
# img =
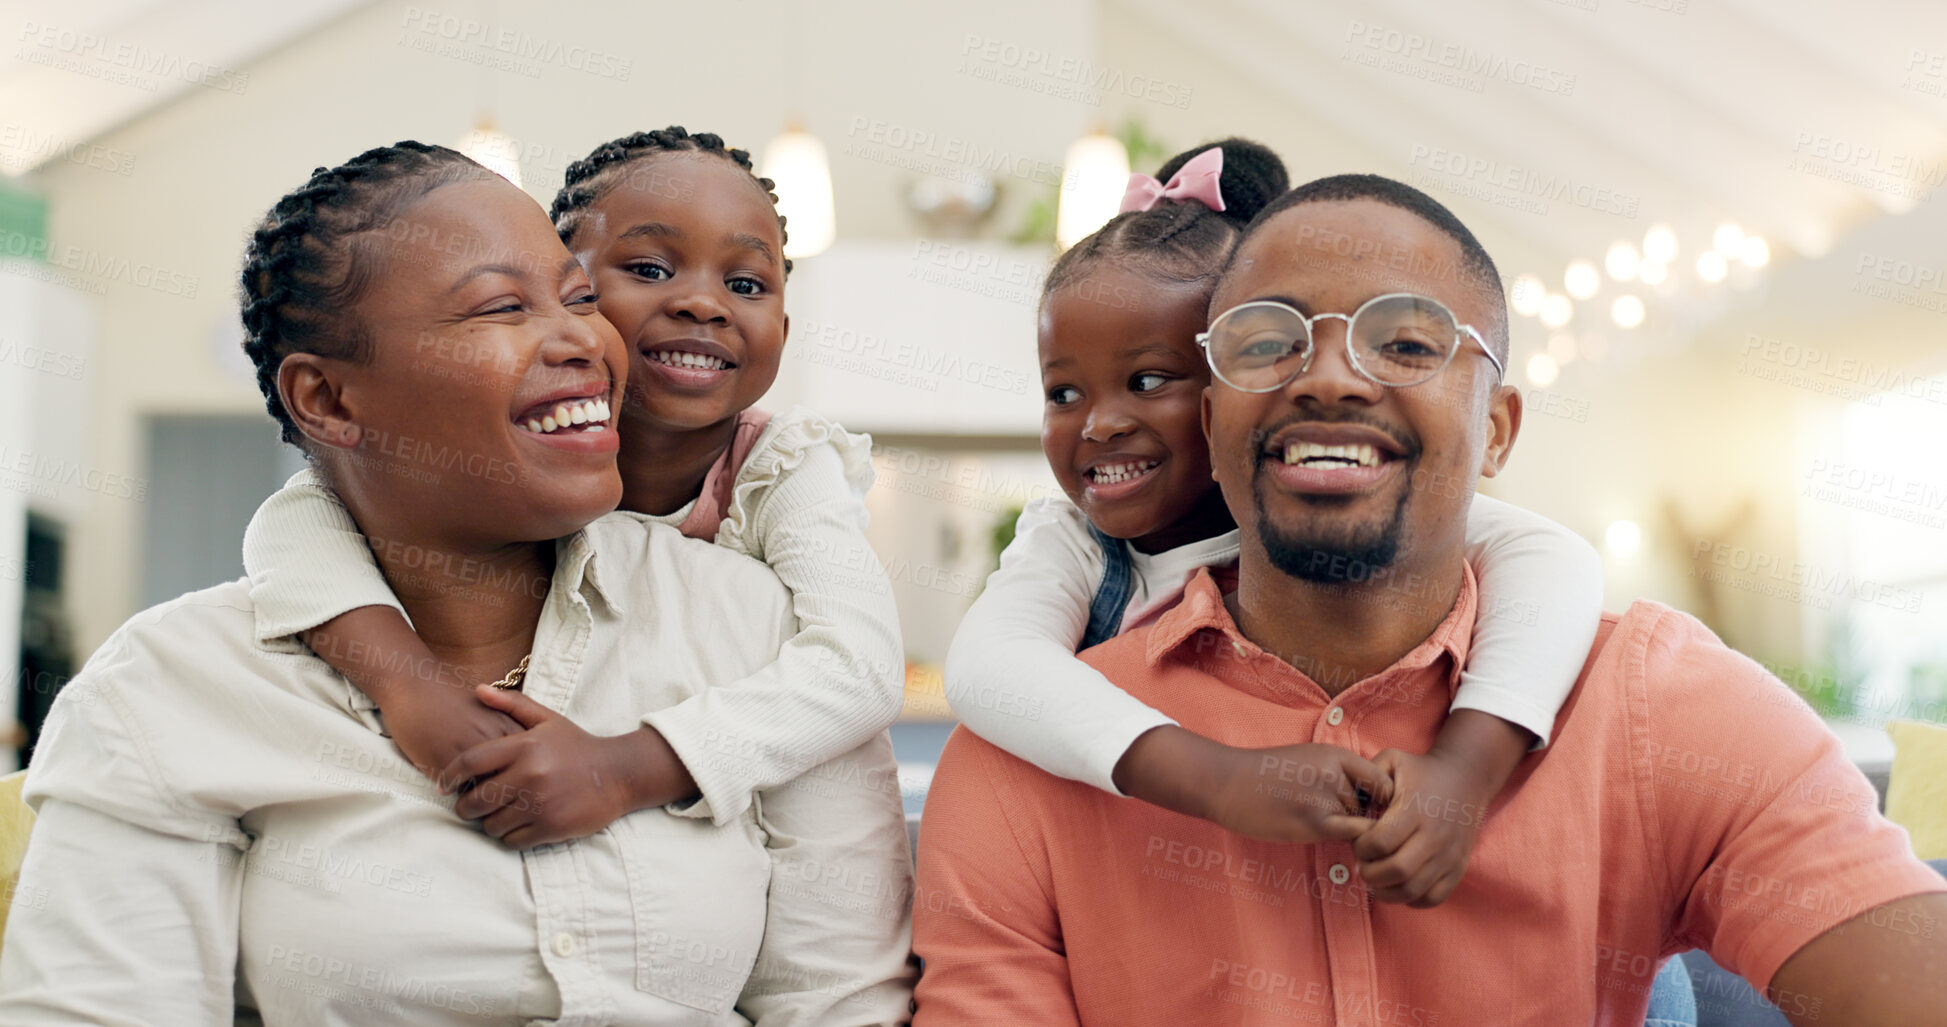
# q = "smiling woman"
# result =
<box><xmin>0</xmin><ymin>142</ymin><xmax>915</xmax><ymax>1025</ymax></box>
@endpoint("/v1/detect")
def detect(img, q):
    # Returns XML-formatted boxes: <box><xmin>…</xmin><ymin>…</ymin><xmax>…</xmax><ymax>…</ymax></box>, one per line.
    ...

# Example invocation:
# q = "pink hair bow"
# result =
<box><xmin>1119</xmin><ymin>147</ymin><xmax>1227</xmax><ymax>215</ymax></box>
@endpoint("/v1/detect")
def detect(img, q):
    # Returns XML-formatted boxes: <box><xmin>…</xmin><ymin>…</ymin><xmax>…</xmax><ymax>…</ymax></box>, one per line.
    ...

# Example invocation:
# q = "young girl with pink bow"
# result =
<box><xmin>943</xmin><ymin>138</ymin><xmax>1607</xmax><ymax>903</ymax></box>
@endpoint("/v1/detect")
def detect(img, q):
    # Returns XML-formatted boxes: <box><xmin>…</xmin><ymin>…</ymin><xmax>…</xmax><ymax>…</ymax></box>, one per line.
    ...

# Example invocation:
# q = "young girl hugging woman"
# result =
<box><xmin>240</xmin><ymin>126</ymin><xmax>906</xmax><ymax>843</ymax></box>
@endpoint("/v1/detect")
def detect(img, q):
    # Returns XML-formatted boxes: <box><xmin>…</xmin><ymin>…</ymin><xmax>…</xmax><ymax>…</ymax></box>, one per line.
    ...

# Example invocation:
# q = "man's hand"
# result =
<box><xmin>379</xmin><ymin>682</ymin><xmax>524</xmax><ymax>781</ymax></box>
<box><xmin>1347</xmin><ymin>747</ymin><xmax>1495</xmax><ymax>907</ymax></box>
<box><xmin>435</xmin><ymin>686</ymin><xmax>698</xmax><ymax>849</ymax></box>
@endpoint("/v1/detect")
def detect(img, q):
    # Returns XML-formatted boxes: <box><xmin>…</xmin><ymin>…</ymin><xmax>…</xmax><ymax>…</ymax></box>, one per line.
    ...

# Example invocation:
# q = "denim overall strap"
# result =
<box><xmin>1644</xmin><ymin>955</ymin><xmax>1698</xmax><ymax>1027</ymax></box>
<box><xmin>1079</xmin><ymin>526</ymin><xmax>1135</xmax><ymax>651</ymax></box>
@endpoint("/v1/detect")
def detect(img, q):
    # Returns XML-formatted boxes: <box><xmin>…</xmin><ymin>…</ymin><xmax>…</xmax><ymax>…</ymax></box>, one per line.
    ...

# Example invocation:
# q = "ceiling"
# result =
<box><xmin>0</xmin><ymin>0</ymin><xmax>372</xmax><ymax>177</ymax></box>
<box><xmin>4</xmin><ymin>0</ymin><xmax>1942</xmax><ymax>354</ymax></box>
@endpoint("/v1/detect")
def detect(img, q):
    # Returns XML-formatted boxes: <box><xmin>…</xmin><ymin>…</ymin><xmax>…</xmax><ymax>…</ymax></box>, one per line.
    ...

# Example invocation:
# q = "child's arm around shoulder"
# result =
<box><xmin>1454</xmin><ymin>492</ymin><xmax>1604</xmax><ymax>744</ymax></box>
<box><xmin>944</xmin><ymin>497</ymin><xmax>1175</xmax><ymax>794</ymax></box>
<box><xmin>242</xmin><ymin>470</ymin><xmax>404</xmax><ymax>641</ymax></box>
<box><xmin>1345</xmin><ymin>493</ymin><xmax>1604</xmax><ymax>906</ymax></box>
<box><xmin>641</xmin><ymin>409</ymin><xmax>907</xmax><ymax>825</ymax></box>
<box><xmin>242</xmin><ymin>470</ymin><xmax>523</xmax><ymax>780</ymax></box>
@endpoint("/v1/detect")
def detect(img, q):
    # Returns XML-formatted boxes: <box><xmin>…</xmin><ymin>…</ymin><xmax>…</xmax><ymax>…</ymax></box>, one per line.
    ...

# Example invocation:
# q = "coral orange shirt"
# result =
<box><xmin>913</xmin><ymin>566</ymin><xmax>1945</xmax><ymax>1026</ymax></box>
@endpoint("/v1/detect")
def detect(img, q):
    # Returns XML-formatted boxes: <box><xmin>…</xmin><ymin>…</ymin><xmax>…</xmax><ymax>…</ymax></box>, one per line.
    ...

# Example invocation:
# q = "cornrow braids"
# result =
<box><xmin>549</xmin><ymin>125</ymin><xmax>793</xmax><ymax>276</ymax></box>
<box><xmin>1043</xmin><ymin>137</ymin><xmax>1288</xmax><ymax>306</ymax></box>
<box><xmin>239</xmin><ymin>141</ymin><xmax>496</xmax><ymax>444</ymax></box>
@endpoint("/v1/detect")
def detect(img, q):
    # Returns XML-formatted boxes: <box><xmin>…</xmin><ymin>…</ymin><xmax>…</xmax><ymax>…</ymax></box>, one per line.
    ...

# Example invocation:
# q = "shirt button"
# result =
<box><xmin>1329</xmin><ymin>863</ymin><xmax>1351</xmax><ymax>885</ymax></box>
<box><xmin>1326</xmin><ymin>706</ymin><xmax>1344</xmax><ymax>726</ymax></box>
<box><xmin>552</xmin><ymin>932</ymin><xmax>577</xmax><ymax>958</ymax></box>
<box><xmin>1231</xmin><ymin>640</ymin><xmax>1248</xmax><ymax>658</ymax></box>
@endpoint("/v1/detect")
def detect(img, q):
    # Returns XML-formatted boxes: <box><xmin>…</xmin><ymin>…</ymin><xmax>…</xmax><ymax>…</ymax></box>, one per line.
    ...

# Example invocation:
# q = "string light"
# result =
<box><xmin>1539</xmin><ymin>293</ymin><xmax>1574</xmax><ymax>327</ymax></box>
<box><xmin>1605</xmin><ymin>241</ymin><xmax>1640</xmax><ymax>281</ymax></box>
<box><xmin>1510</xmin><ymin>274</ymin><xmax>1547</xmax><ymax>317</ymax></box>
<box><xmin>1565</xmin><ymin>259</ymin><xmax>1601</xmax><ymax>300</ymax></box>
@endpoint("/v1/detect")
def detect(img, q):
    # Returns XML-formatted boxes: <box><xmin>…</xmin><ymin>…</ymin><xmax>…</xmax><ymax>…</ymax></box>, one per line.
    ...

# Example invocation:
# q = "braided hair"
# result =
<box><xmin>549</xmin><ymin>125</ymin><xmax>792</xmax><ymax>276</ymax></box>
<box><xmin>240</xmin><ymin>141</ymin><xmax>496</xmax><ymax>444</ymax></box>
<box><xmin>1043</xmin><ymin>137</ymin><xmax>1288</xmax><ymax>304</ymax></box>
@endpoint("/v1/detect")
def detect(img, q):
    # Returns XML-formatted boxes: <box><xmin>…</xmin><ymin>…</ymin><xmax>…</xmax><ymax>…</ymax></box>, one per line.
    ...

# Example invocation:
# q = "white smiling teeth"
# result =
<box><xmin>1283</xmin><ymin>442</ymin><xmax>1382</xmax><ymax>467</ymax></box>
<box><xmin>517</xmin><ymin>397</ymin><xmax>611</xmax><ymax>435</ymax></box>
<box><xmin>1091</xmin><ymin>460</ymin><xmax>1159</xmax><ymax>485</ymax></box>
<box><xmin>649</xmin><ymin>350</ymin><xmax>731</xmax><ymax>371</ymax></box>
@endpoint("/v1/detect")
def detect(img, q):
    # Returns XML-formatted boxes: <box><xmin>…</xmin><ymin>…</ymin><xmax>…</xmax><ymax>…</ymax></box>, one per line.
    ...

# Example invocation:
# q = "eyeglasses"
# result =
<box><xmin>1196</xmin><ymin>293</ymin><xmax>1505</xmax><ymax>393</ymax></box>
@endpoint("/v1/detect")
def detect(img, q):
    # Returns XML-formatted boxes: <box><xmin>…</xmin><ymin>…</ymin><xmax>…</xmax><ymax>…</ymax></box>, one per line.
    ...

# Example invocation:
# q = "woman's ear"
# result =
<box><xmin>279</xmin><ymin>354</ymin><xmax>363</xmax><ymax>449</ymax></box>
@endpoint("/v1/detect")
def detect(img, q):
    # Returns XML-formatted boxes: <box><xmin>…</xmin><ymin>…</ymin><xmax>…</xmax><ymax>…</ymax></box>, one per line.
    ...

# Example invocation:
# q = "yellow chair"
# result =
<box><xmin>1886</xmin><ymin>720</ymin><xmax>1947</xmax><ymax>860</ymax></box>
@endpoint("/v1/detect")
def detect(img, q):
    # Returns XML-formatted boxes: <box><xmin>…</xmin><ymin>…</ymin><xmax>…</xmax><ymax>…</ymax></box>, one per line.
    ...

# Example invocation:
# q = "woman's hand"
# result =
<box><xmin>436</xmin><ymin>686</ymin><xmax>699</xmax><ymax>849</ymax></box>
<box><xmin>380</xmin><ymin>682</ymin><xmax>524</xmax><ymax>782</ymax></box>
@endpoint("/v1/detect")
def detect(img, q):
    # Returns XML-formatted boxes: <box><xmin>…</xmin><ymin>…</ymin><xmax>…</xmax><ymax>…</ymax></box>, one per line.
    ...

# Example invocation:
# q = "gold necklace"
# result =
<box><xmin>487</xmin><ymin>654</ymin><xmax>533</xmax><ymax>691</ymax></box>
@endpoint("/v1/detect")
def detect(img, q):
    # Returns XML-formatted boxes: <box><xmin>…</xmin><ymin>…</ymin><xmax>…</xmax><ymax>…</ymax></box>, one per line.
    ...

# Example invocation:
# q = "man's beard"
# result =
<box><xmin>1251</xmin><ymin>470</ymin><xmax>1411</xmax><ymax>584</ymax></box>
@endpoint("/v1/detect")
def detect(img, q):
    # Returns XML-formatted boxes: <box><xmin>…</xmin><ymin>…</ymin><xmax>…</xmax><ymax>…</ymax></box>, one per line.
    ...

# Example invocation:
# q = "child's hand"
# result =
<box><xmin>434</xmin><ymin>687</ymin><xmax>634</xmax><ymax>849</ymax></box>
<box><xmin>435</xmin><ymin>686</ymin><xmax>699</xmax><ymax>850</ymax></box>
<box><xmin>380</xmin><ymin>682</ymin><xmax>524</xmax><ymax>781</ymax></box>
<box><xmin>1205</xmin><ymin>741</ymin><xmax>1393</xmax><ymax>845</ymax></box>
<box><xmin>1347</xmin><ymin>747</ymin><xmax>1495</xmax><ymax>907</ymax></box>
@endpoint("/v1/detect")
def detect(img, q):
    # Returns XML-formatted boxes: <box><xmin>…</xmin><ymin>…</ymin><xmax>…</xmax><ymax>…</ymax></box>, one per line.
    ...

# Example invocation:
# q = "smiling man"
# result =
<box><xmin>911</xmin><ymin>175</ymin><xmax>1947</xmax><ymax>1026</ymax></box>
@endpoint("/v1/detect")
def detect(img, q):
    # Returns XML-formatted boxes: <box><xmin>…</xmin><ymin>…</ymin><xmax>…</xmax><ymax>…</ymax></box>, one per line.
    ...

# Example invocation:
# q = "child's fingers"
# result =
<box><xmin>437</xmin><ymin>735</ymin><xmax>527</xmax><ymax>795</ymax></box>
<box><xmin>481</xmin><ymin>803</ymin><xmax>531</xmax><ymax>841</ymax></box>
<box><xmin>1332</xmin><ymin>752</ymin><xmax>1389</xmax><ymax>813</ymax></box>
<box><xmin>1357</xmin><ymin>825</ymin><xmax>1441</xmax><ymax>891</ymax></box>
<box><xmin>1363</xmin><ymin>754</ymin><xmax>1398</xmax><ymax>808</ymax></box>
<box><xmin>455</xmin><ymin>772</ymin><xmax>533</xmax><ymax>820</ymax></box>
<box><xmin>1410</xmin><ymin>868</ymin><xmax>1465</xmax><ymax>909</ymax></box>
<box><xmin>498</xmin><ymin>824</ymin><xmax>544</xmax><ymax>851</ymax></box>
<box><xmin>474</xmin><ymin>685</ymin><xmax>560</xmax><ymax>729</ymax></box>
<box><xmin>1321</xmin><ymin>814</ymin><xmax>1376</xmax><ymax>842</ymax></box>
<box><xmin>1350</xmin><ymin>804</ymin><xmax>1420</xmax><ymax>864</ymax></box>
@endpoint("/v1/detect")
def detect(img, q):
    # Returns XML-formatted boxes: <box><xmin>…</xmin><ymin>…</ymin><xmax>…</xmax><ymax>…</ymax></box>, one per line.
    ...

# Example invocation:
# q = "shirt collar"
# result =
<box><xmin>553</xmin><ymin>525</ymin><xmax>627</xmax><ymax>617</ymax></box>
<box><xmin>1145</xmin><ymin>563</ymin><xmax>1478</xmax><ymax>695</ymax></box>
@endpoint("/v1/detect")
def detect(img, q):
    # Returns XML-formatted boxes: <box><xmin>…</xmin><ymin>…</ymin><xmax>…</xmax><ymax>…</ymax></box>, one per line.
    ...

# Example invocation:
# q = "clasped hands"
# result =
<box><xmin>381</xmin><ymin>682</ymin><xmax>695</xmax><ymax>850</ymax></box>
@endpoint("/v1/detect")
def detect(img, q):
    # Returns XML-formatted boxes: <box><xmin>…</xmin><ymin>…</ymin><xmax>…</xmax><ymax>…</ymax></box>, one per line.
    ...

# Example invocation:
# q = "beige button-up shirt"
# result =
<box><xmin>0</xmin><ymin>513</ymin><xmax>916</xmax><ymax>1026</ymax></box>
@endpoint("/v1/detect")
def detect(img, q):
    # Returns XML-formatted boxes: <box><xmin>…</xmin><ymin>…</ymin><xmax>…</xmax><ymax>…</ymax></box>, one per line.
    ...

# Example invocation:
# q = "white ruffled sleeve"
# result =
<box><xmin>241</xmin><ymin>470</ymin><xmax>405</xmax><ymax>642</ymax></box>
<box><xmin>643</xmin><ymin>408</ymin><xmax>907</xmax><ymax>825</ymax></box>
<box><xmin>943</xmin><ymin>498</ymin><xmax>1177</xmax><ymax>795</ymax></box>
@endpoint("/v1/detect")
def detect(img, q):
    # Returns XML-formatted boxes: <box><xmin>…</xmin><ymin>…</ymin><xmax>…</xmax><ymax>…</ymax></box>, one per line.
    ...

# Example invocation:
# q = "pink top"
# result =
<box><xmin>676</xmin><ymin>408</ymin><xmax>773</xmax><ymax>543</ymax></box>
